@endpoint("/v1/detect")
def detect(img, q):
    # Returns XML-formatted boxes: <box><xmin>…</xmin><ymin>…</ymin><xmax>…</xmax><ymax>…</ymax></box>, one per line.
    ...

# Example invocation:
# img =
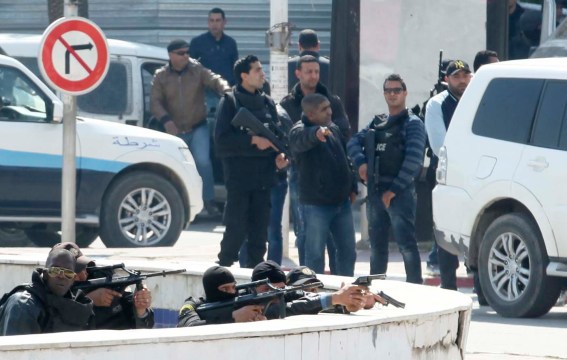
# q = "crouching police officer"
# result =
<box><xmin>177</xmin><ymin>266</ymin><xmax>267</xmax><ymax>327</ymax></box>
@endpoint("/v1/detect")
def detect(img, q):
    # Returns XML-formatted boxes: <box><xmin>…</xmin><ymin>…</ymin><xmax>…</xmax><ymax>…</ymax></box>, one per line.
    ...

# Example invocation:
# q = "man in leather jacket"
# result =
<box><xmin>0</xmin><ymin>249</ymin><xmax>94</xmax><ymax>336</ymax></box>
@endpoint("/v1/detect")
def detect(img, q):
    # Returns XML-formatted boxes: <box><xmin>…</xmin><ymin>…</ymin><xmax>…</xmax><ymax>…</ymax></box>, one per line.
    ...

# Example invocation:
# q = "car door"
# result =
<box><xmin>0</xmin><ymin>64</ymin><xmax>79</xmax><ymax>217</ymax></box>
<box><xmin>513</xmin><ymin>80</ymin><xmax>567</xmax><ymax>256</ymax></box>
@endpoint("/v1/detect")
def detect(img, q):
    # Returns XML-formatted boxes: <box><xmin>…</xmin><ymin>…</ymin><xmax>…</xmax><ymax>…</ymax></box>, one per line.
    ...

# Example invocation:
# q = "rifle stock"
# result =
<box><xmin>231</xmin><ymin>107</ymin><xmax>290</xmax><ymax>157</ymax></box>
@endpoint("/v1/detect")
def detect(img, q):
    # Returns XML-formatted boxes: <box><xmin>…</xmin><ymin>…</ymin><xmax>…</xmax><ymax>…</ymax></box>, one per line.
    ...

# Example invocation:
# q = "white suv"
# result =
<box><xmin>433</xmin><ymin>58</ymin><xmax>567</xmax><ymax>318</ymax></box>
<box><xmin>0</xmin><ymin>54</ymin><xmax>203</xmax><ymax>248</ymax></box>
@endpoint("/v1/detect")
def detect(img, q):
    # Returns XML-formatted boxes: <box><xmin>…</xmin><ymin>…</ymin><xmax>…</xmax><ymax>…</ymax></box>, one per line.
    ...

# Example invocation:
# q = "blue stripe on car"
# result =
<box><xmin>0</xmin><ymin>149</ymin><xmax>128</xmax><ymax>173</ymax></box>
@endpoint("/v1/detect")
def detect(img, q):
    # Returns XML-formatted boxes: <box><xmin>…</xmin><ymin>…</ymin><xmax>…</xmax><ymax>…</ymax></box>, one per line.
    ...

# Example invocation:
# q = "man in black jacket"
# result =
<box><xmin>281</xmin><ymin>55</ymin><xmax>350</xmax><ymax>273</ymax></box>
<box><xmin>214</xmin><ymin>55</ymin><xmax>289</xmax><ymax>268</ymax></box>
<box><xmin>289</xmin><ymin>94</ymin><xmax>357</xmax><ymax>276</ymax></box>
<box><xmin>288</xmin><ymin>29</ymin><xmax>330</xmax><ymax>90</ymax></box>
<box><xmin>0</xmin><ymin>249</ymin><xmax>94</xmax><ymax>336</ymax></box>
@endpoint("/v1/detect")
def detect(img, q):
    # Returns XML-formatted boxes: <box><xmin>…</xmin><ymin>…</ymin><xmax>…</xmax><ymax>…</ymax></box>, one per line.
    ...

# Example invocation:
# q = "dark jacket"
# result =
<box><xmin>214</xmin><ymin>85</ymin><xmax>282</xmax><ymax>191</ymax></box>
<box><xmin>348</xmin><ymin>109</ymin><xmax>425</xmax><ymax>195</ymax></box>
<box><xmin>289</xmin><ymin>115</ymin><xmax>355</xmax><ymax>206</ymax></box>
<box><xmin>0</xmin><ymin>271</ymin><xmax>94</xmax><ymax>336</ymax></box>
<box><xmin>92</xmin><ymin>292</ymin><xmax>155</xmax><ymax>330</ymax></box>
<box><xmin>280</xmin><ymin>82</ymin><xmax>351</xmax><ymax>140</ymax></box>
<box><xmin>177</xmin><ymin>297</ymin><xmax>234</xmax><ymax>327</ymax></box>
<box><xmin>288</xmin><ymin>50</ymin><xmax>330</xmax><ymax>91</ymax></box>
<box><xmin>189</xmin><ymin>31</ymin><xmax>239</xmax><ymax>86</ymax></box>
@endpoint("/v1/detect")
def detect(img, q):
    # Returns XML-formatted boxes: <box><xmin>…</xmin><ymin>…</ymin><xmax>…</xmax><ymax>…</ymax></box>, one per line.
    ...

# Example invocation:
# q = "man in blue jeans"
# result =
<box><xmin>348</xmin><ymin>74</ymin><xmax>425</xmax><ymax>284</ymax></box>
<box><xmin>289</xmin><ymin>93</ymin><xmax>357</xmax><ymax>276</ymax></box>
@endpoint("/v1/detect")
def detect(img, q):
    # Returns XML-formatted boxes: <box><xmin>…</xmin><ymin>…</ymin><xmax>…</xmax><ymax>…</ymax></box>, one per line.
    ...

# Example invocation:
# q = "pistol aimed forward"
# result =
<box><xmin>352</xmin><ymin>274</ymin><xmax>386</xmax><ymax>286</ymax></box>
<box><xmin>378</xmin><ymin>291</ymin><xmax>405</xmax><ymax>308</ymax></box>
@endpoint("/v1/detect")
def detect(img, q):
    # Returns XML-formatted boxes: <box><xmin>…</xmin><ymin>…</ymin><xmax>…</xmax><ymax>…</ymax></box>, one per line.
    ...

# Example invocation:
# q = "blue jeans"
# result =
<box><xmin>289</xmin><ymin>167</ymin><xmax>336</xmax><ymax>272</ymax></box>
<box><xmin>303</xmin><ymin>200</ymin><xmax>356</xmax><ymax>276</ymax></box>
<box><xmin>367</xmin><ymin>185</ymin><xmax>423</xmax><ymax>284</ymax></box>
<box><xmin>238</xmin><ymin>176</ymin><xmax>288</xmax><ymax>266</ymax></box>
<box><xmin>178</xmin><ymin>124</ymin><xmax>214</xmax><ymax>202</ymax></box>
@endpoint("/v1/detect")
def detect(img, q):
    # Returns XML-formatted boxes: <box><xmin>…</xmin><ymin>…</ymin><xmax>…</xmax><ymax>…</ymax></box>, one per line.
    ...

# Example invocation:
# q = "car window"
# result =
<box><xmin>0</xmin><ymin>65</ymin><xmax>48</xmax><ymax>122</ymax></box>
<box><xmin>472</xmin><ymin>78</ymin><xmax>544</xmax><ymax>144</ymax></box>
<box><xmin>141</xmin><ymin>62</ymin><xmax>164</xmax><ymax>126</ymax></box>
<box><xmin>532</xmin><ymin>80</ymin><xmax>567</xmax><ymax>149</ymax></box>
<box><xmin>77</xmin><ymin>61</ymin><xmax>130</xmax><ymax>116</ymax></box>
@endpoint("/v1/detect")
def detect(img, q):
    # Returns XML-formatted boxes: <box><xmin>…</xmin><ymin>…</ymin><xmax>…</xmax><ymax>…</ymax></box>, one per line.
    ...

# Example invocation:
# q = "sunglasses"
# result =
<box><xmin>173</xmin><ymin>50</ymin><xmax>189</xmax><ymax>56</ymax></box>
<box><xmin>46</xmin><ymin>266</ymin><xmax>76</xmax><ymax>280</ymax></box>
<box><xmin>383</xmin><ymin>87</ymin><xmax>404</xmax><ymax>95</ymax></box>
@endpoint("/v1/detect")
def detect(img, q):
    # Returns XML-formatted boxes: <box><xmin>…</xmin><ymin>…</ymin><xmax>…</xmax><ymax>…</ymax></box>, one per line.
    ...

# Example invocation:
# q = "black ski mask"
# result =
<box><xmin>203</xmin><ymin>266</ymin><xmax>236</xmax><ymax>302</ymax></box>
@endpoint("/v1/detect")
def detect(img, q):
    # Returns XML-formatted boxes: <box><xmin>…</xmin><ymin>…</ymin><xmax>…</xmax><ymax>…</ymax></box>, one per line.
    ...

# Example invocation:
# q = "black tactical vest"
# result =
<box><xmin>371</xmin><ymin>112</ymin><xmax>407</xmax><ymax>177</ymax></box>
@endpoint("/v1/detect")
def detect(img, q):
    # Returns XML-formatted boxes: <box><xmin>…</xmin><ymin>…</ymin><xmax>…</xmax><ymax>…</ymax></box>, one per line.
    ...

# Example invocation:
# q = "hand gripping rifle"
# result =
<box><xmin>353</xmin><ymin>274</ymin><xmax>405</xmax><ymax>309</ymax></box>
<box><xmin>74</xmin><ymin>264</ymin><xmax>186</xmax><ymax>293</ymax></box>
<box><xmin>231</xmin><ymin>107</ymin><xmax>290</xmax><ymax>158</ymax></box>
<box><xmin>196</xmin><ymin>280</ymin><xmax>324</xmax><ymax>320</ymax></box>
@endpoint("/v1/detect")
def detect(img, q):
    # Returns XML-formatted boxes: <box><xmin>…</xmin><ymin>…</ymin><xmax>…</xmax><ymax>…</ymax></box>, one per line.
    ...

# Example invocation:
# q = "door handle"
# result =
<box><xmin>527</xmin><ymin>157</ymin><xmax>549</xmax><ymax>171</ymax></box>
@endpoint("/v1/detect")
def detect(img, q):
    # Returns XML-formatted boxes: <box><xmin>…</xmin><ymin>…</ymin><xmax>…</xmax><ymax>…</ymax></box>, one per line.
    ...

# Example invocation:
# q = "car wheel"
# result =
<box><xmin>99</xmin><ymin>171</ymin><xmax>184</xmax><ymax>247</ymax></box>
<box><xmin>0</xmin><ymin>227</ymin><xmax>34</xmax><ymax>247</ymax></box>
<box><xmin>25</xmin><ymin>226</ymin><xmax>99</xmax><ymax>248</ymax></box>
<box><xmin>478</xmin><ymin>212</ymin><xmax>561</xmax><ymax>318</ymax></box>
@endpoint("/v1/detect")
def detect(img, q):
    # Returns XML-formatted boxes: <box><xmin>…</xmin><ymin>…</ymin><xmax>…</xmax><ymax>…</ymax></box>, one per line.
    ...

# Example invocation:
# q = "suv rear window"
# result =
<box><xmin>532</xmin><ymin>80</ymin><xmax>567</xmax><ymax>149</ymax></box>
<box><xmin>472</xmin><ymin>78</ymin><xmax>544</xmax><ymax>144</ymax></box>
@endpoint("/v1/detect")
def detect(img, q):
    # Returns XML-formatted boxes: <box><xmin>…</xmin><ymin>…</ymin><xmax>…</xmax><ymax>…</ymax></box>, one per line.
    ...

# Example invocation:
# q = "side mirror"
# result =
<box><xmin>51</xmin><ymin>99</ymin><xmax>63</xmax><ymax>123</ymax></box>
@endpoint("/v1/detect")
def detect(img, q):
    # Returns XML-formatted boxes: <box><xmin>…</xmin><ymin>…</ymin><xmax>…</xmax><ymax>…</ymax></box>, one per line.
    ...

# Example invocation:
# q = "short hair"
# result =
<box><xmin>383</xmin><ymin>73</ymin><xmax>407</xmax><ymax>91</ymax></box>
<box><xmin>473</xmin><ymin>50</ymin><xmax>499</xmax><ymax>72</ymax></box>
<box><xmin>301</xmin><ymin>93</ymin><xmax>328</xmax><ymax>115</ymax></box>
<box><xmin>298</xmin><ymin>29</ymin><xmax>319</xmax><ymax>49</ymax></box>
<box><xmin>233</xmin><ymin>55</ymin><xmax>260</xmax><ymax>84</ymax></box>
<box><xmin>209</xmin><ymin>7</ymin><xmax>225</xmax><ymax>19</ymax></box>
<box><xmin>296</xmin><ymin>55</ymin><xmax>319</xmax><ymax>70</ymax></box>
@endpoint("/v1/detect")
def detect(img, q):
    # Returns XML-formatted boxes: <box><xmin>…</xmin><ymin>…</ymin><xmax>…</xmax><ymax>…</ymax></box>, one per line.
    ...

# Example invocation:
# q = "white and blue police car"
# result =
<box><xmin>0</xmin><ymin>54</ymin><xmax>203</xmax><ymax>248</ymax></box>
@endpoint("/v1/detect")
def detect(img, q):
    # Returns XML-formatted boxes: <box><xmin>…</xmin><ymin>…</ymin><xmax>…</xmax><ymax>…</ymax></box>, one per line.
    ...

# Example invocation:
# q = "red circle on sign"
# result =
<box><xmin>39</xmin><ymin>18</ymin><xmax>109</xmax><ymax>95</ymax></box>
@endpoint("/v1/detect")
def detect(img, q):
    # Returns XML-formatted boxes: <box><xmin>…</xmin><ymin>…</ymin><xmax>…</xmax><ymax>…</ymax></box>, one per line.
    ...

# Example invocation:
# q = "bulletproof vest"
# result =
<box><xmin>371</xmin><ymin>113</ymin><xmax>406</xmax><ymax>177</ymax></box>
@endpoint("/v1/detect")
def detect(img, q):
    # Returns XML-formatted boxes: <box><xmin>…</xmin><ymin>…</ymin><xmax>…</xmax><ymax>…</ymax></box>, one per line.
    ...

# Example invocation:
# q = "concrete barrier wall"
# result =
<box><xmin>0</xmin><ymin>254</ymin><xmax>472</xmax><ymax>359</ymax></box>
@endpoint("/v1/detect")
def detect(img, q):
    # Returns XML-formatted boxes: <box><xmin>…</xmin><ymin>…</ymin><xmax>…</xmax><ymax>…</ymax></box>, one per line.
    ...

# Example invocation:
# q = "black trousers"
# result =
<box><xmin>217</xmin><ymin>187</ymin><xmax>271</xmax><ymax>268</ymax></box>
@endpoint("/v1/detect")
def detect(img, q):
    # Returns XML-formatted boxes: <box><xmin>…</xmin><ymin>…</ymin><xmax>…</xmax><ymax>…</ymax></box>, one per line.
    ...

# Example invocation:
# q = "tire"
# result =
<box><xmin>25</xmin><ymin>226</ymin><xmax>99</xmax><ymax>248</ymax></box>
<box><xmin>99</xmin><ymin>171</ymin><xmax>184</xmax><ymax>247</ymax></box>
<box><xmin>0</xmin><ymin>227</ymin><xmax>34</xmax><ymax>247</ymax></box>
<box><xmin>478</xmin><ymin>212</ymin><xmax>561</xmax><ymax>318</ymax></box>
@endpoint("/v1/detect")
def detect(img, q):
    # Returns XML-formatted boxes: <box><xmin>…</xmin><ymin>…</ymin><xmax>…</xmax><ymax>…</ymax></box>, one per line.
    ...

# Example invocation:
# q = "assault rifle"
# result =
<box><xmin>231</xmin><ymin>107</ymin><xmax>290</xmax><ymax>158</ymax></box>
<box><xmin>352</xmin><ymin>274</ymin><xmax>405</xmax><ymax>309</ymax></box>
<box><xmin>196</xmin><ymin>280</ymin><xmax>324</xmax><ymax>320</ymax></box>
<box><xmin>74</xmin><ymin>264</ymin><xmax>186</xmax><ymax>293</ymax></box>
<box><xmin>364</xmin><ymin>129</ymin><xmax>379</xmax><ymax>198</ymax></box>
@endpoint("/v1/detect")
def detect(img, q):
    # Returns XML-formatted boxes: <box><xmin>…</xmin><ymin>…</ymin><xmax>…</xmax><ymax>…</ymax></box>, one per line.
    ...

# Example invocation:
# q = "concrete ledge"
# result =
<box><xmin>0</xmin><ymin>253</ymin><xmax>472</xmax><ymax>359</ymax></box>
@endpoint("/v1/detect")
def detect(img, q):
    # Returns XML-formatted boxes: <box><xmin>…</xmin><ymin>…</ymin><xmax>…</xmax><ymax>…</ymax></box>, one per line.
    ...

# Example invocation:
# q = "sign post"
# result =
<box><xmin>39</xmin><ymin>5</ymin><xmax>109</xmax><ymax>243</ymax></box>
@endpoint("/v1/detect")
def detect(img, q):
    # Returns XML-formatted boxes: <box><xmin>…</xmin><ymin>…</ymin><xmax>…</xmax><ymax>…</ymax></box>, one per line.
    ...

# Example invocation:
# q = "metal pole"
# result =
<box><xmin>268</xmin><ymin>0</ymin><xmax>290</xmax><ymax>259</ymax></box>
<box><xmin>61</xmin><ymin>0</ymin><xmax>78</xmax><ymax>243</ymax></box>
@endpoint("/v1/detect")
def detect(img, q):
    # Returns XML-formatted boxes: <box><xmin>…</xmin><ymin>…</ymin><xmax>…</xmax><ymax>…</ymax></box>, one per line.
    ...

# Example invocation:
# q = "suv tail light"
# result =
<box><xmin>436</xmin><ymin>146</ymin><xmax>447</xmax><ymax>184</ymax></box>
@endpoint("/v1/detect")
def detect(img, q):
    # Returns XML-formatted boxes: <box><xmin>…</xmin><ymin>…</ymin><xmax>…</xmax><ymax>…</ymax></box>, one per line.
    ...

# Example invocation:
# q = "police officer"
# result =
<box><xmin>348</xmin><ymin>74</ymin><xmax>426</xmax><ymax>284</ymax></box>
<box><xmin>424</xmin><ymin>60</ymin><xmax>472</xmax><ymax>290</ymax></box>
<box><xmin>177</xmin><ymin>266</ymin><xmax>266</xmax><ymax>327</ymax></box>
<box><xmin>214</xmin><ymin>55</ymin><xmax>289</xmax><ymax>268</ymax></box>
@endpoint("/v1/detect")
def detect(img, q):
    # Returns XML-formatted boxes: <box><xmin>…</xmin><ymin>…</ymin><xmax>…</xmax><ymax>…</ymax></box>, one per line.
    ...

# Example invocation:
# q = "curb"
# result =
<box><xmin>424</xmin><ymin>275</ymin><xmax>474</xmax><ymax>289</ymax></box>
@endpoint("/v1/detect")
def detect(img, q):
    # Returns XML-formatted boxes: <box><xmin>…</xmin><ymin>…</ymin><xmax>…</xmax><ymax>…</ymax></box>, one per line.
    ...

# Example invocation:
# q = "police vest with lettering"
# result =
<box><xmin>371</xmin><ymin>112</ymin><xmax>407</xmax><ymax>177</ymax></box>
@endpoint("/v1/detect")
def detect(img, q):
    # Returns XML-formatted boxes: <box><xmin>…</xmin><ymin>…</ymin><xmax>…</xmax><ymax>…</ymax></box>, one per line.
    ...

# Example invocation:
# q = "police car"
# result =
<box><xmin>0</xmin><ymin>54</ymin><xmax>203</xmax><ymax>248</ymax></box>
